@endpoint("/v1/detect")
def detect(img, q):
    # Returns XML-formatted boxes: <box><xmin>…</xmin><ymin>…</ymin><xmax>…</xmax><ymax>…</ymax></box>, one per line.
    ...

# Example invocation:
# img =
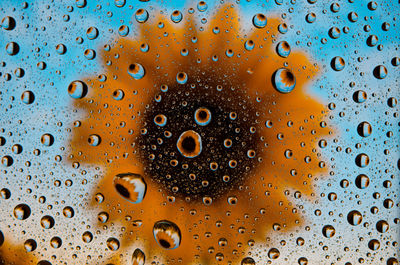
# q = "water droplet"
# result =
<box><xmin>132</xmin><ymin>248</ymin><xmax>145</xmax><ymax>265</ymax></box>
<box><xmin>135</xmin><ymin>8</ymin><xmax>149</xmax><ymax>23</ymax></box>
<box><xmin>40</xmin><ymin>215</ymin><xmax>55</xmax><ymax>229</ymax></box>
<box><xmin>177</xmin><ymin>130</ymin><xmax>202</xmax><ymax>158</ymax></box>
<box><xmin>347</xmin><ymin>210</ymin><xmax>363</xmax><ymax>225</ymax></box>
<box><xmin>128</xmin><ymin>63</ymin><xmax>145</xmax><ymax>80</ymax></box>
<box><xmin>68</xmin><ymin>80</ymin><xmax>88</xmax><ymax>99</ymax></box>
<box><xmin>41</xmin><ymin>133</ymin><xmax>54</xmax><ymax>146</ymax></box>
<box><xmin>322</xmin><ymin>225</ymin><xmax>335</xmax><ymax>238</ymax></box>
<box><xmin>113</xmin><ymin>173</ymin><xmax>147</xmax><ymax>203</ymax></box>
<box><xmin>171</xmin><ymin>10</ymin><xmax>183</xmax><ymax>23</ymax></box>
<box><xmin>373</xmin><ymin>65</ymin><xmax>387</xmax><ymax>79</ymax></box>
<box><xmin>331</xmin><ymin>56</ymin><xmax>345</xmax><ymax>71</ymax></box>
<box><xmin>194</xmin><ymin>107</ymin><xmax>211</xmax><ymax>126</ymax></box>
<box><xmin>355</xmin><ymin>174</ymin><xmax>370</xmax><ymax>189</ymax></box>
<box><xmin>1</xmin><ymin>16</ymin><xmax>16</xmax><ymax>30</ymax></box>
<box><xmin>268</xmin><ymin>248</ymin><xmax>280</xmax><ymax>259</ymax></box>
<box><xmin>253</xmin><ymin>13</ymin><xmax>267</xmax><ymax>28</ymax></box>
<box><xmin>106</xmin><ymin>237</ymin><xmax>120</xmax><ymax>251</ymax></box>
<box><xmin>276</xmin><ymin>41</ymin><xmax>291</xmax><ymax>58</ymax></box>
<box><xmin>13</xmin><ymin>204</ymin><xmax>31</xmax><ymax>220</ymax></box>
<box><xmin>273</xmin><ymin>68</ymin><xmax>296</xmax><ymax>93</ymax></box>
<box><xmin>153</xmin><ymin>220</ymin><xmax>181</xmax><ymax>249</ymax></box>
<box><xmin>24</xmin><ymin>239</ymin><xmax>37</xmax><ymax>252</ymax></box>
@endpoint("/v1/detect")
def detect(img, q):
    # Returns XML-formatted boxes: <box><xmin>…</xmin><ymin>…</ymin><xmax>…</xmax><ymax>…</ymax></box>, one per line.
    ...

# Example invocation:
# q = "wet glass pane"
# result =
<box><xmin>0</xmin><ymin>0</ymin><xmax>399</xmax><ymax>264</ymax></box>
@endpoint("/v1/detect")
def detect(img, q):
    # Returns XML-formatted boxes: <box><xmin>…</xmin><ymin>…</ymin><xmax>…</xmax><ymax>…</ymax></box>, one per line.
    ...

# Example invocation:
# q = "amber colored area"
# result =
<box><xmin>66</xmin><ymin>4</ymin><xmax>331</xmax><ymax>265</ymax></box>
<box><xmin>0</xmin><ymin>232</ymin><xmax>37</xmax><ymax>265</ymax></box>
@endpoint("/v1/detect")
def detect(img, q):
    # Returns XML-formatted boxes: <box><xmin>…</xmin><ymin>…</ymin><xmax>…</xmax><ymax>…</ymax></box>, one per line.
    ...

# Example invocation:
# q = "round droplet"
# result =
<box><xmin>0</xmin><ymin>188</ymin><xmax>11</xmax><ymax>199</ymax></box>
<box><xmin>355</xmin><ymin>153</ymin><xmax>369</xmax><ymax>168</ymax></box>
<box><xmin>357</xmin><ymin>121</ymin><xmax>372</xmax><ymax>137</ymax></box>
<box><xmin>171</xmin><ymin>10</ymin><xmax>183</xmax><ymax>23</ymax></box>
<box><xmin>347</xmin><ymin>210</ymin><xmax>363</xmax><ymax>225</ymax></box>
<box><xmin>331</xmin><ymin>56</ymin><xmax>345</xmax><ymax>71</ymax></box>
<box><xmin>298</xmin><ymin>257</ymin><xmax>308</xmax><ymax>265</ymax></box>
<box><xmin>112</xmin><ymin>89</ymin><xmax>125</xmax><ymax>100</ymax></box>
<box><xmin>328</xmin><ymin>27</ymin><xmax>340</xmax><ymax>39</ymax></box>
<box><xmin>322</xmin><ymin>225</ymin><xmax>335</xmax><ymax>238</ymax></box>
<box><xmin>86</xmin><ymin>27</ymin><xmax>99</xmax><ymax>40</ymax></box>
<box><xmin>114</xmin><ymin>0</ymin><xmax>126</xmax><ymax>7</ymax></box>
<box><xmin>21</xmin><ymin>90</ymin><xmax>35</xmax><ymax>104</ymax></box>
<box><xmin>128</xmin><ymin>63</ymin><xmax>145</xmax><ymax>80</ymax></box>
<box><xmin>241</xmin><ymin>257</ymin><xmax>255</xmax><ymax>265</ymax></box>
<box><xmin>355</xmin><ymin>174</ymin><xmax>370</xmax><ymax>189</ymax></box>
<box><xmin>373</xmin><ymin>65</ymin><xmax>387</xmax><ymax>79</ymax></box>
<box><xmin>132</xmin><ymin>248</ymin><xmax>145</xmax><ymax>265</ymax></box>
<box><xmin>1</xmin><ymin>155</ymin><xmax>13</xmax><ymax>167</ymax></box>
<box><xmin>253</xmin><ymin>13</ymin><xmax>267</xmax><ymax>28</ymax></box>
<box><xmin>113</xmin><ymin>173</ymin><xmax>147</xmax><ymax>204</ymax></box>
<box><xmin>24</xmin><ymin>239</ymin><xmax>37</xmax><ymax>252</ymax></box>
<box><xmin>135</xmin><ymin>9</ymin><xmax>149</xmax><ymax>23</ymax></box>
<box><xmin>40</xmin><ymin>215</ymin><xmax>55</xmax><ymax>229</ymax></box>
<box><xmin>276</xmin><ymin>41</ymin><xmax>291</xmax><ymax>58</ymax></box>
<box><xmin>153</xmin><ymin>220</ymin><xmax>181</xmax><ymax>249</ymax></box>
<box><xmin>353</xmin><ymin>90</ymin><xmax>367</xmax><ymax>103</ymax></box>
<box><xmin>367</xmin><ymin>35</ymin><xmax>378</xmax><ymax>47</ymax></box>
<box><xmin>244</xmin><ymin>40</ymin><xmax>255</xmax><ymax>51</ymax></box>
<box><xmin>84</xmin><ymin>49</ymin><xmax>96</xmax><ymax>60</ymax></box>
<box><xmin>50</xmin><ymin>237</ymin><xmax>62</xmax><ymax>249</ymax></box>
<box><xmin>177</xmin><ymin>130</ymin><xmax>202</xmax><ymax>158</ymax></box>
<box><xmin>82</xmin><ymin>231</ymin><xmax>93</xmax><ymax>243</ymax></box>
<box><xmin>106</xmin><ymin>237</ymin><xmax>120</xmax><ymax>251</ymax></box>
<box><xmin>118</xmin><ymin>25</ymin><xmax>129</xmax><ymax>36</ymax></box>
<box><xmin>1</xmin><ymin>16</ymin><xmax>16</xmax><ymax>30</ymax></box>
<box><xmin>176</xmin><ymin>72</ymin><xmax>188</xmax><ymax>84</ymax></box>
<box><xmin>376</xmin><ymin>220</ymin><xmax>389</xmax><ymax>233</ymax></box>
<box><xmin>348</xmin><ymin>12</ymin><xmax>358</xmax><ymax>22</ymax></box>
<box><xmin>62</xmin><ymin>206</ymin><xmax>74</xmax><ymax>218</ymax></box>
<box><xmin>6</xmin><ymin>42</ymin><xmax>19</xmax><ymax>55</ymax></box>
<box><xmin>194</xmin><ymin>107</ymin><xmax>211</xmax><ymax>126</ymax></box>
<box><xmin>68</xmin><ymin>80</ymin><xmax>88</xmax><ymax>99</ymax></box>
<box><xmin>368</xmin><ymin>239</ymin><xmax>380</xmax><ymax>250</ymax></box>
<box><xmin>88</xmin><ymin>134</ymin><xmax>101</xmax><ymax>146</ymax></box>
<box><xmin>197</xmin><ymin>1</ymin><xmax>208</xmax><ymax>12</ymax></box>
<box><xmin>273</xmin><ymin>68</ymin><xmax>296</xmax><ymax>93</ymax></box>
<box><xmin>41</xmin><ymin>133</ymin><xmax>54</xmax><ymax>146</ymax></box>
<box><xmin>55</xmin><ymin>44</ymin><xmax>67</xmax><ymax>55</ymax></box>
<box><xmin>268</xmin><ymin>248</ymin><xmax>280</xmax><ymax>259</ymax></box>
<box><xmin>13</xmin><ymin>204</ymin><xmax>31</xmax><ymax>220</ymax></box>
<box><xmin>154</xmin><ymin>114</ymin><xmax>167</xmax><ymax>127</ymax></box>
<box><xmin>305</xmin><ymin>12</ymin><xmax>316</xmax><ymax>23</ymax></box>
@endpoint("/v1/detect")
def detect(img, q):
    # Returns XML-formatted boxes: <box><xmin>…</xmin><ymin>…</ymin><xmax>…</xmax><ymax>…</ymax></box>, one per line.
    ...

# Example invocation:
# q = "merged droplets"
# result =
<box><xmin>153</xmin><ymin>220</ymin><xmax>181</xmax><ymax>250</ymax></box>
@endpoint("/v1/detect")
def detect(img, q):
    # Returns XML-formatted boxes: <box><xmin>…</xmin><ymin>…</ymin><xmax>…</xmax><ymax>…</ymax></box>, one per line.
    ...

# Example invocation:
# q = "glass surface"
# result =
<box><xmin>0</xmin><ymin>0</ymin><xmax>399</xmax><ymax>264</ymax></box>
